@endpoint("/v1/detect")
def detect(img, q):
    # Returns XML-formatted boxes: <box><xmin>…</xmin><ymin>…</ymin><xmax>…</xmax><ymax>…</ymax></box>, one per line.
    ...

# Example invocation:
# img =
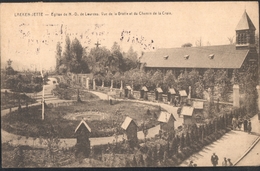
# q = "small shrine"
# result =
<box><xmin>74</xmin><ymin>119</ymin><xmax>91</xmax><ymax>158</ymax></box>
<box><xmin>181</xmin><ymin>106</ymin><xmax>195</xmax><ymax>125</ymax></box>
<box><xmin>157</xmin><ymin>111</ymin><xmax>176</xmax><ymax>132</ymax></box>
<box><xmin>155</xmin><ymin>87</ymin><xmax>163</xmax><ymax>101</ymax></box>
<box><xmin>140</xmin><ymin>86</ymin><xmax>148</xmax><ymax>100</ymax></box>
<box><xmin>124</xmin><ymin>85</ymin><xmax>132</xmax><ymax>98</ymax></box>
<box><xmin>179</xmin><ymin>90</ymin><xmax>188</xmax><ymax>105</ymax></box>
<box><xmin>167</xmin><ymin>88</ymin><xmax>176</xmax><ymax>104</ymax></box>
<box><xmin>121</xmin><ymin>116</ymin><xmax>138</xmax><ymax>147</ymax></box>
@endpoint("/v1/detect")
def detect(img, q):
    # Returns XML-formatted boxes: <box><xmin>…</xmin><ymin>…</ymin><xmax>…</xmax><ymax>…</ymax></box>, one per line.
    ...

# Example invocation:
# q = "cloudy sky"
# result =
<box><xmin>1</xmin><ymin>2</ymin><xmax>259</xmax><ymax>70</ymax></box>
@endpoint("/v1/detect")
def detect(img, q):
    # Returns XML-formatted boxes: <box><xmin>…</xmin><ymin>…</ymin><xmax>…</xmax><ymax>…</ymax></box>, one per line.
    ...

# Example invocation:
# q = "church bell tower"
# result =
<box><xmin>235</xmin><ymin>10</ymin><xmax>256</xmax><ymax>50</ymax></box>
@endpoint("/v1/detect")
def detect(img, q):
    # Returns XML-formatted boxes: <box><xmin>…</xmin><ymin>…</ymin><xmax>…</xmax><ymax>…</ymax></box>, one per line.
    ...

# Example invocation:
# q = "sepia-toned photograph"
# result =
<box><xmin>1</xmin><ymin>1</ymin><xmax>259</xmax><ymax>167</ymax></box>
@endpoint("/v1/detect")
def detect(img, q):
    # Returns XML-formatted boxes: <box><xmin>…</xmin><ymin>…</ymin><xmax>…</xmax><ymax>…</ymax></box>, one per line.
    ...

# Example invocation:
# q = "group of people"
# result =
<box><xmin>211</xmin><ymin>153</ymin><xmax>233</xmax><ymax>167</ymax></box>
<box><xmin>232</xmin><ymin>117</ymin><xmax>252</xmax><ymax>133</ymax></box>
<box><xmin>188</xmin><ymin>153</ymin><xmax>233</xmax><ymax>167</ymax></box>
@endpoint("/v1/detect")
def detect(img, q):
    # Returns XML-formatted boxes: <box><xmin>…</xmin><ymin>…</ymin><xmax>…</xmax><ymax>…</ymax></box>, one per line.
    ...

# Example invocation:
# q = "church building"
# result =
<box><xmin>140</xmin><ymin>11</ymin><xmax>258</xmax><ymax>79</ymax></box>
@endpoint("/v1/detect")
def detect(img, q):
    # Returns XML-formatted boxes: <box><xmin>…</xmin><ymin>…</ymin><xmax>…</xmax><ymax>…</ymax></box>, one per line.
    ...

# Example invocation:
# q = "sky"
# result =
<box><xmin>1</xmin><ymin>2</ymin><xmax>259</xmax><ymax>70</ymax></box>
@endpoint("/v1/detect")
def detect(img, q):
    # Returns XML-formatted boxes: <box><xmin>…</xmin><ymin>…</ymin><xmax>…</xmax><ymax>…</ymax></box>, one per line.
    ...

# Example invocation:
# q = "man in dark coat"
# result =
<box><xmin>211</xmin><ymin>153</ymin><xmax>219</xmax><ymax>166</ymax></box>
<box><xmin>243</xmin><ymin>118</ymin><xmax>248</xmax><ymax>132</ymax></box>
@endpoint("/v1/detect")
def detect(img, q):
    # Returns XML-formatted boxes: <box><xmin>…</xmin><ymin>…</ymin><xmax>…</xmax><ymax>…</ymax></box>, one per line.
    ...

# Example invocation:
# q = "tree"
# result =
<box><xmin>227</xmin><ymin>36</ymin><xmax>235</xmax><ymax>44</ymax></box>
<box><xmin>242</xmin><ymin>66</ymin><xmax>258</xmax><ymax>116</ymax></box>
<box><xmin>151</xmin><ymin>70</ymin><xmax>164</xmax><ymax>88</ymax></box>
<box><xmin>181</xmin><ymin>43</ymin><xmax>193</xmax><ymax>47</ymax></box>
<box><xmin>177</xmin><ymin>70</ymin><xmax>189</xmax><ymax>91</ymax></box>
<box><xmin>69</xmin><ymin>38</ymin><xmax>84</xmax><ymax>73</ymax></box>
<box><xmin>188</xmin><ymin>69</ymin><xmax>201</xmax><ymax>98</ymax></box>
<box><xmin>55</xmin><ymin>42</ymin><xmax>62</xmax><ymax>73</ymax></box>
<box><xmin>138</xmin><ymin>154</ymin><xmax>145</xmax><ymax>166</ymax></box>
<box><xmin>185</xmin><ymin>132</ymin><xmax>191</xmax><ymax>147</ymax></box>
<box><xmin>61</xmin><ymin>35</ymin><xmax>71</xmax><ymax>71</ymax></box>
<box><xmin>195</xmin><ymin>37</ymin><xmax>202</xmax><ymax>47</ymax></box>
<box><xmin>110</xmin><ymin>42</ymin><xmax>124</xmax><ymax>73</ymax></box>
<box><xmin>124</xmin><ymin>46</ymin><xmax>138</xmax><ymax>70</ymax></box>
<box><xmin>163</xmin><ymin>70</ymin><xmax>177</xmax><ymax>89</ymax></box>
<box><xmin>203</xmin><ymin>69</ymin><xmax>215</xmax><ymax>90</ymax></box>
<box><xmin>132</xmin><ymin>155</ymin><xmax>137</xmax><ymax>167</ymax></box>
<box><xmin>215</xmin><ymin>69</ymin><xmax>230</xmax><ymax>101</ymax></box>
<box><xmin>87</xmin><ymin>47</ymin><xmax>111</xmax><ymax>75</ymax></box>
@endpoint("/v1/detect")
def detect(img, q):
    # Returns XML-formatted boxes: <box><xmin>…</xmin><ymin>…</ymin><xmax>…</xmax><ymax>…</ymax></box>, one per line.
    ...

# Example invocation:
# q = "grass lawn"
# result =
<box><xmin>2</xmin><ymin>100</ymin><xmax>161</xmax><ymax>138</ymax></box>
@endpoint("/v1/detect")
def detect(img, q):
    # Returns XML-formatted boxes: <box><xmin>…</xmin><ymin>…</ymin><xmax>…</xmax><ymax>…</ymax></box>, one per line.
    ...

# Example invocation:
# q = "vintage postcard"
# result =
<box><xmin>1</xmin><ymin>2</ymin><xmax>259</xmax><ymax>167</ymax></box>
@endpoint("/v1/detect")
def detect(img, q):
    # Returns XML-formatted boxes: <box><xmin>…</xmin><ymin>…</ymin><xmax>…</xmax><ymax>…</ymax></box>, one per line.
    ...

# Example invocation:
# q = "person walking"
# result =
<box><xmin>188</xmin><ymin>160</ymin><xmax>193</xmax><ymax>167</ymax></box>
<box><xmin>227</xmin><ymin>158</ymin><xmax>233</xmax><ymax>166</ymax></box>
<box><xmin>247</xmin><ymin>119</ymin><xmax>252</xmax><ymax>134</ymax></box>
<box><xmin>232</xmin><ymin>117</ymin><xmax>237</xmax><ymax>130</ymax></box>
<box><xmin>211</xmin><ymin>153</ymin><xmax>219</xmax><ymax>167</ymax></box>
<box><xmin>243</xmin><ymin>117</ymin><xmax>248</xmax><ymax>132</ymax></box>
<box><xmin>238</xmin><ymin>117</ymin><xmax>243</xmax><ymax>131</ymax></box>
<box><xmin>222</xmin><ymin>157</ymin><xmax>227</xmax><ymax>166</ymax></box>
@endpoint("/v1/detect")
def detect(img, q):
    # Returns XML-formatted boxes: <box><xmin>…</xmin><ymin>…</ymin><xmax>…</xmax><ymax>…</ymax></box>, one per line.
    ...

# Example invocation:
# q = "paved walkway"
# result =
<box><xmin>180</xmin><ymin>114</ymin><xmax>260</xmax><ymax>167</ymax></box>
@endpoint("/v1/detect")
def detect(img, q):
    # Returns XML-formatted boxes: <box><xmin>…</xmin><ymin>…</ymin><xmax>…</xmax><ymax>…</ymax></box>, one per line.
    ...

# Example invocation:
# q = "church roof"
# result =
<box><xmin>75</xmin><ymin>119</ymin><xmax>91</xmax><ymax>133</ymax></box>
<box><xmin>235</xmin><ymin>11</ymin><xmax>256</xmax><ymax>31</ymax></box>
<box><xmin>140</xmin><ymin>45</ymin><xmax>248</xmax><ymax>69</ymax></box>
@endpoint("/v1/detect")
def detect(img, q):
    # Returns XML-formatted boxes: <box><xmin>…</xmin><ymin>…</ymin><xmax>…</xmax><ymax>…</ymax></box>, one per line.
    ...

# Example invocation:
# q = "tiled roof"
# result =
<box><xmin>75</xmin><ymin>119</ymin><xmax>91</xmax><ymax>133</ymax></box>
<box><xmin>168</xmin><ymin>88</ymin><xmax>176</xmax><ymax>94</ymax></box>
<box><xmin>156</xmin><ymin>87</ymin><xmax>163</xmax><ymax>93</ymax></box>
<box><xmin>121</xmin><ymin>116</ymin><xmax>136</xmax><ymax>130</ymax></box>
<box><xmin>179</xmin><ymin>90</ymin><xmax>187</xmax><ymax>97</ymax></box>
<box><xmin>193</xmin><ymin>101</ymin><xmax>204</xmax><ymax>109</ymax></box>
<box><xmin>140</xmin><ymin>45</ymin><xmax>248</xmax><ymax>69</ymax></box>
<box><xmin>158</xmin><ymin>111</ymin><xmax>176</xmax><ymax>123</ymax></box>
<box><xmin>235</xmin><ymin>11</ymin><xmax>256</xmax><ymax>31</ymax></box>
<box><xmin>181</xmin><ymin>106</ymin><xmax>194</xmax><ymax>116</ymax></box>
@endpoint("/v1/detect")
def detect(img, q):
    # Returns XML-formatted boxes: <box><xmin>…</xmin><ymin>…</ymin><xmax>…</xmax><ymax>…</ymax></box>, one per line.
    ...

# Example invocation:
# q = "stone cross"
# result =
<box><xmin>95</xmin><ymin>41</ymin><xmax>101</xmax><ymax>48</ymax></box>
<box><xmin>7</xmin><ymin>59</ymin><xmax>12</xmax><ymax>67</ymax></box>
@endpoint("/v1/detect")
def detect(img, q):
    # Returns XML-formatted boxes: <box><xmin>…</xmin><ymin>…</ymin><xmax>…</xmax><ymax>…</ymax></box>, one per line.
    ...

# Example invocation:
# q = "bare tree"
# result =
<box><xmin>227</xmin><ymin>36</ymin><xmax>235</xmax><ymax>44</ymax></box>
<box><xmin>195</xmin><ymin>37</ymin><xmax>202</xmax><ymax>47</ymax></box>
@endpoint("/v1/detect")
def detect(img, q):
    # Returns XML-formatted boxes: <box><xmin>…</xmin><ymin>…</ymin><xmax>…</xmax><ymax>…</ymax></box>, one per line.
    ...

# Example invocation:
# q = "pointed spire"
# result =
<box><xmin>236</xmin><ymin>11</ymin><xmax>256</xmax><ymax>31</ymax></box>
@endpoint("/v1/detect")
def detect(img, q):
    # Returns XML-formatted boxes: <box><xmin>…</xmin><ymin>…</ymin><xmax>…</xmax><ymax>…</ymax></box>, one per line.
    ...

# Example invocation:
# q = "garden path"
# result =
<box><xmin>1</xmin><ymin>78</ymin><xmax>183</xmax><ymax>149</ymax></box>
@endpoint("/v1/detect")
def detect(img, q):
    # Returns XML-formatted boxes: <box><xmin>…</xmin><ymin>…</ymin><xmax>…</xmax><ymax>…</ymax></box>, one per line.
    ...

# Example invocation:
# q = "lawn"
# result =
<box><xmin>2</xmin><ymin>100</ymin><xmax>161</xmax><ymax>138</ymax></box>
